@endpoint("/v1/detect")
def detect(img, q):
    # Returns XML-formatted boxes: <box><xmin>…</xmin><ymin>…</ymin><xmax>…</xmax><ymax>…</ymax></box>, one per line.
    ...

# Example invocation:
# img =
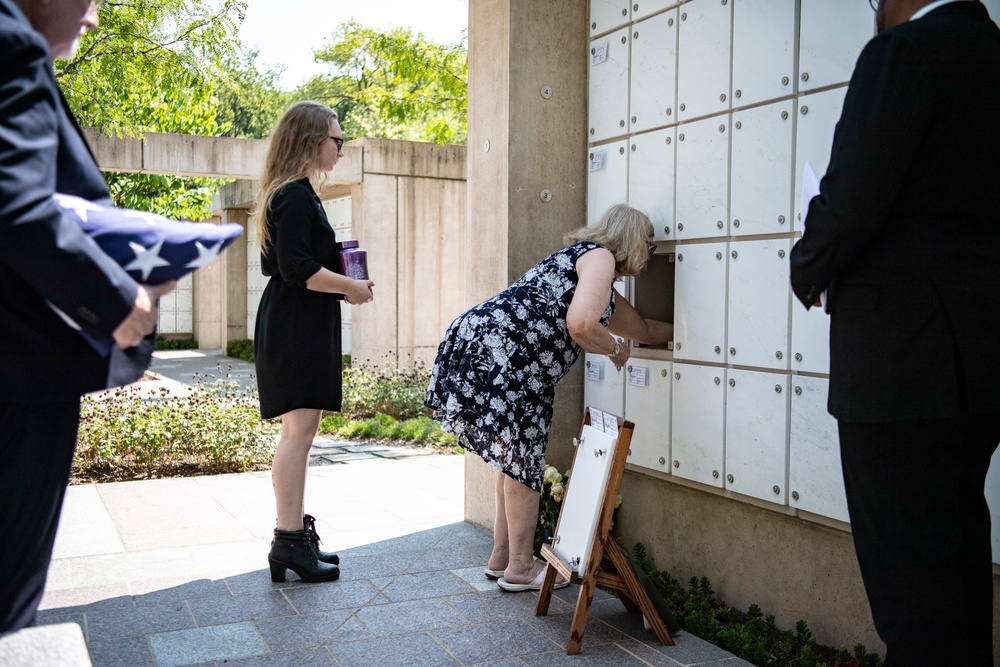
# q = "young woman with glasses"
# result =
<box><xmin>254</xmin><ymin>101</ymin><xmax>374</xmax><ymax>583</ymax></box>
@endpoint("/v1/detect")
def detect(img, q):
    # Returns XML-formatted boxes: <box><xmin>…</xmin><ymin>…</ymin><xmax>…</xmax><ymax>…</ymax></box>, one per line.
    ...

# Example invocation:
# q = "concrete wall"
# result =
<box><xmin>211</xmin><ymin>138</ymin><xmax>468</xmax><ymax>369</ymax></box>
<box><xmin>89</xmin><ymin>132</ymin><xmax>467</xmax><ymax>355</ymax></box>
<box><xmin>463</xmin><ymin>0</ymin><xmax>999</xmax><ymax>657</ymax></box>
<box><xmin>615</xmin><ymin>469</ymin><xmax>1000</xmax><ymax>657</ymax></box>
<box><xmin>347</xmin><ymin>139</ymin><xmax>468</xmax><ymax>368</ymax></box>
<box><xmin>85</xmin><ymin>129</ymin><xmax>266</xmax><ymax>179</ymax></box>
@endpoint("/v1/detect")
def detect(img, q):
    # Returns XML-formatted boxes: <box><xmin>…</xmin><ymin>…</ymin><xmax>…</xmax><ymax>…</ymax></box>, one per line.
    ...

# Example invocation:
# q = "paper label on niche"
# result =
<box><xmin>628</xmin><ymin>366</ymin><xmax>648</xmax><ymax>387</ymax></box>
<box><xmin>586</xmin><ymin>361</ymin><xmax>603</xmax><ymax>381</ymax></box>
<box><xmin>592</xmin><ymin>41</ymin><xmax>609</xmax><ymax>66</ymax></box>
<box><xmin>589</xmin><ymin>151</ymin><xmax>605</xmax><ymax>172</ymax></box>
<box><xmin>602</xmin><ymin>412</ymin><xmax>619</xmax><ymax>438</ymax></box>
<box><xmin>589</xmin><ymin>407</ymin><xmax>606</xmax><ymax>433</ymax></box>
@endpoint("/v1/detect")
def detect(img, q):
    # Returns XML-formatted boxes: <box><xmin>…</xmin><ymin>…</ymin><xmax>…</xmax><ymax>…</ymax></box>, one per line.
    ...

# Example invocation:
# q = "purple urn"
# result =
<box><xmin>334</xmin><ymin>240</ymin><xmax>369</xmax><ymax>280</ymax></box>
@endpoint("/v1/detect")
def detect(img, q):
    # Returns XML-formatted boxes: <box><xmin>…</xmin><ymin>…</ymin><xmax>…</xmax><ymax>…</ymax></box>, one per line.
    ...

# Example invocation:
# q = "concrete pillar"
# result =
<box><xmin>193</xmin><ymin>214</ymin><xmax>226</xmax><ymax>350</ymax></box>
<box><xmin>224</xmin><ymin>209</ymin><xmax>249</xmax><ymax>343</ymax></box>
<box><xmin>465</xmin><ymin>0</ymin><xmax>589</xmax><ymax>528</ymax></box>
<box><xmin>193</xmin><ymin>208</ymin><xmax>247</xmax><ymax>350</ymax></box>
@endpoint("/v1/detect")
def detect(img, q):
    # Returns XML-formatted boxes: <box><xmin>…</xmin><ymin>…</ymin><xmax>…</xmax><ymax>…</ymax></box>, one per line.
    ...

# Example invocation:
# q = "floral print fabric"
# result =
<box><xmin>425</xmin><ymin>242</ymin><xmax>614</xmax><ymax>491</ymax></box>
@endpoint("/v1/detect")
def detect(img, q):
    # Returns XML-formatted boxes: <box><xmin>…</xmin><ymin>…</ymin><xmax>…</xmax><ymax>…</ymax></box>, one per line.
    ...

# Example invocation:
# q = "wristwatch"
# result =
<box><xmin>611</xmin><ymin>339</ymin><xmax>623</xmax><ymax>357</ymax></box>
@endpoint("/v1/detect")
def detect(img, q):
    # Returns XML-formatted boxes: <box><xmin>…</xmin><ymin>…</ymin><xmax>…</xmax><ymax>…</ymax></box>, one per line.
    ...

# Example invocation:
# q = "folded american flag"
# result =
<box><xmin>50</xmin><ymin>193</ymin><xmax>244</xmax><ymax>355</ymax></box>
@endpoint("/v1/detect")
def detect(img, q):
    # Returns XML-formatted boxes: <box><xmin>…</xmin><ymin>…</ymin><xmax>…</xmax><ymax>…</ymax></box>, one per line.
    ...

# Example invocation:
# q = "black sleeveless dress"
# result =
<box><xmin>254</xmin><ymin>179</ymin><xmax>342</xmax><ymax>419</ymax></box>
<box><xmin>425</xmin><ymin>242</ymin><xmax>615</xmax><ymax>491</ymax></box>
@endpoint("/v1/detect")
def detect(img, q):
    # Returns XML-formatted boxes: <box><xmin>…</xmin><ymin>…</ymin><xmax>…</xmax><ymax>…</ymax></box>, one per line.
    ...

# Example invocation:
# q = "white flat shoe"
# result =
<box><xmin>497</xmin><ymin>567</ymin><xmax>569</xmax><ymax>592</ymax></box>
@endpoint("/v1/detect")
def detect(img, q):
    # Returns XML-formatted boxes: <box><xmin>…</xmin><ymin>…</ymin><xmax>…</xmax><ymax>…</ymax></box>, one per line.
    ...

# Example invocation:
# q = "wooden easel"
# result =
<box><xmin>535</xmin><ymin>408</ymin><xmax>675</xmax><ymax>655</ymax></box>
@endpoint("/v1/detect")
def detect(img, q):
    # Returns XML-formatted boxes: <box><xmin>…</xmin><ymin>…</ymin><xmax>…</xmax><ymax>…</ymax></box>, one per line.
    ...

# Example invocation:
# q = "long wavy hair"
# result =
<box><xmin>564</xmin><ymin>204</ymin><xmax>654</xmax><ymax>276</ymax></box>
<box><xmin>254</xmin><ymin>101</ymin><xmax>339</xmax><ymax>254</ymax></box>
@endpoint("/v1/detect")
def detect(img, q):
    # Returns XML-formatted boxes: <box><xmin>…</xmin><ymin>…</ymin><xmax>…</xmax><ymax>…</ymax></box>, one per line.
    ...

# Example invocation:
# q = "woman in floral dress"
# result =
<box><xmin>426</xmin><ymin>204</ymin><xmax>673</xmax><ymax>591</ymax></box>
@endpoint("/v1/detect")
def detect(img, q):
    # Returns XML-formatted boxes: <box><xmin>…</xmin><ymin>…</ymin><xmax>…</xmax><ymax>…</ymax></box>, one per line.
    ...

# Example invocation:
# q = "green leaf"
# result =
<box><xmin>299</xmin><ymin>21</ymin><xmax>467</xmax><ymax>145</ymax></box>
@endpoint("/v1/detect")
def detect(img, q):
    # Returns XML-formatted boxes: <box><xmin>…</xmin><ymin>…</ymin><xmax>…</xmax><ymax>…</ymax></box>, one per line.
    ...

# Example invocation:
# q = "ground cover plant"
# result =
<box><xmin>75</xmin><ymin>368</ymin><xmax>279</xmax><ymax>483</ymax></box>
<box><xmin>341</xmin><ymin>359</ymin><xmax>432</xmax><ymax>420</ymax></box>
<box><xmin>319</xmin><ymin>358</ymin><xmax>460</xmax><ymax>451</ymax></box>
<box><xmin>225</xmin><ymin>337</ymin><xmax>255</xmax><ymax>362</ymax></box>
<box><xmin>317</xmin><ymin>413</ymin><xmax>459</xmax><ymax>452</ymax></box>
<box><xmin>74</xmin><ymin>358</ymin><xmax>458</xmax><ymax>483</ymax></box>
<box><xmin>632</xmin><ymin>543</ymin><xmax>883</xmax><ymax>667</ymax></box>
<box><xmin>155</xmin><ymin>336</ymin><xmax>199</xmax><ymax>350</ymax></box>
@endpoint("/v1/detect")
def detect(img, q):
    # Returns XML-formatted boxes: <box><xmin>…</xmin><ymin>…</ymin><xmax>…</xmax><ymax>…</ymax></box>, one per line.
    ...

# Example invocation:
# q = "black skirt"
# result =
<box><xmin>255</xmin><ymin>277</ymin><xmax>342</xmax><ymax>419</ymax></box>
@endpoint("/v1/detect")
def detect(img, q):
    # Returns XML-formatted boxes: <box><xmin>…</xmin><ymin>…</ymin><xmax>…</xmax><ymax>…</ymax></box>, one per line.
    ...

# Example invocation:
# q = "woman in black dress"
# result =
<box><xmin>254</xmin><ymin>101</ymin><xmax>374</xmax><ymax>583</ymax></box>
<box><xmin>426</xmin><ymin>204</ymin><xmax>673</xmax><ymax>591</ymax></box>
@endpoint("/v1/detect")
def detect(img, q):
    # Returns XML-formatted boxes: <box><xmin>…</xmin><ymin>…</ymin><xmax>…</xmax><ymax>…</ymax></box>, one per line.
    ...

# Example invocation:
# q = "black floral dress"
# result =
<box><xmin>425</xmin><ymin>241</ymin><xmax>615</xmax><ymax>491</ymax></box>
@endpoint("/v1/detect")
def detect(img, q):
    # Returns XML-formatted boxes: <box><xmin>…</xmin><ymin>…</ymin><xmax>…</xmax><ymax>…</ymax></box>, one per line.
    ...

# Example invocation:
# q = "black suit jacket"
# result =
<box><xmin>0</xmin><ymin>0</ymin><xmax>146</xmax><ymax>402</ymax></box>
<box><xmin>790</xmin><ymin>1</ymin><xmax>1000</xmax><ymax>422</ymax></box>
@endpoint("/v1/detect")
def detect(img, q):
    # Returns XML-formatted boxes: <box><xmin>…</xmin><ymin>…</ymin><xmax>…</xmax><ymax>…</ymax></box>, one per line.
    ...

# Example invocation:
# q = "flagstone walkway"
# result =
<box><xmin>34</xmin><ymin>350</ymin><xmax>753</xmax><ymax>666</ymax></box>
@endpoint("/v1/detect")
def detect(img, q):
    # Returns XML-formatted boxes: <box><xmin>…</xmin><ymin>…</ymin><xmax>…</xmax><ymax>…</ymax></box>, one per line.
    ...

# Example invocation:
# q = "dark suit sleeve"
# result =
<box><xmin>269</xmin><ymin>184</ymin><xmax>324</xmax><ymax>288</ymax></box>
<box><xmin>789</xmin><ymin>30</ymin><xmax>934</xmax><ymax>309</ymax></box>
<box><xmin>0</xmin><ymin>26</ymin><xmax>136</xmax><ymax>339</ymax></box>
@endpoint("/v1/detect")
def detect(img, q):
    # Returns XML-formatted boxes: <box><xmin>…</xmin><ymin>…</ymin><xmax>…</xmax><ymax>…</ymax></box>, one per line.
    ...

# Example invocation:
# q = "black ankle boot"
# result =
<box><xmin>268</xmin><ymin>529</ymin><xmax>340</xmax><ymax>583</ymax></box>
<box><xmin>303</xmin><ymin>514</ymin><xmax>340</xmax><ymax>565</ymax></box>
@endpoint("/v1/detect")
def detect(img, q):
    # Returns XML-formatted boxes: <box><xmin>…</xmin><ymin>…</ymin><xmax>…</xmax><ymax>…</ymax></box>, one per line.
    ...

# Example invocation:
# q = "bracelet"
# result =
<box><xmin>610</xmin><ymin>339</ymin><xmax>622</xmax><ymax>357</ymax></box>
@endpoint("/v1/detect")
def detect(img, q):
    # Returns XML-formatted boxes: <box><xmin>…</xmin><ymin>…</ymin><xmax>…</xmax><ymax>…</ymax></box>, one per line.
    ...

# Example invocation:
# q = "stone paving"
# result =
<box><xmin>34</xmin><ymin>350</ymin><xmax>753</xmax><ymax>666</ymax></box>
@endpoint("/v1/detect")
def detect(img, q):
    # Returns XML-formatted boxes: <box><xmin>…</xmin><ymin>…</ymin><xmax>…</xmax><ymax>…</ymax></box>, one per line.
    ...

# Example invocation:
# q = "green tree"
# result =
<box><xmin>58</xmin><ymin>0</ymin><xmax>245</xmax><ymax>137</ymax></box>
<box><xmin>55</xmin><ymin>0</ymin><xmax>284</xmax><ymax>218</ymax></box>
<box><xmin>214</xmin><ymin>50</ymin><xmax>291</xmax><ymax>139</ymax></box>
<box><xmin>300</xmin><ymin>21</ymin><xmax>468</xmax><ymax>145</ymax></box>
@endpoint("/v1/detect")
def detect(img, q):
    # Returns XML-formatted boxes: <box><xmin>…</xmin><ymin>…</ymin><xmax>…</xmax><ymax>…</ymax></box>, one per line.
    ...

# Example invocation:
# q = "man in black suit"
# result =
<box><xmin>0</xmin><ymin>0</ymin><xmax>173</xmax><ymax>631</ymax></box>
<box><xmin>790</xmin><ymin>1</ymin><xmax>1000</xmax><ymax>664</ymax></box>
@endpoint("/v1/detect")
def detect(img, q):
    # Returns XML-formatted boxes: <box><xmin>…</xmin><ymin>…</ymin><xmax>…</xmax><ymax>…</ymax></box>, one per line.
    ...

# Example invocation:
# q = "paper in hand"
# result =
<box><xmin>799</xmin><ymin>161</ymin><xmax>829</xmax><ymax>313</ymax></box>
<box><xmin>800</xmin><ymin>160</ymin><xmax>820</xmax><ymax>225</ymax></box>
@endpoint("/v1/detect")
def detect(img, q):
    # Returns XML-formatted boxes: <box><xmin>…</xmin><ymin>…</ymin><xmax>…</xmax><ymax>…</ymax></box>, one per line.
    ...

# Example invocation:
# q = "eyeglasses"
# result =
<box><xmin>868</xmin><ymin>0</ymin><xmax>878</xmax><ymax>11</ymax></box>
<box><xmin>329</xmin><ymin>136</ymin><xmax>344</xmax><ymax>151</ymax></box>
<box><xmin>647</xmin><ymin>242</ymin><xmax>657</xmax><ymax>257</ymax></box>
<box><xmin>92</xmin><ymin>0</ymin><xmax>105</xmax><ymax>8</ymax></box>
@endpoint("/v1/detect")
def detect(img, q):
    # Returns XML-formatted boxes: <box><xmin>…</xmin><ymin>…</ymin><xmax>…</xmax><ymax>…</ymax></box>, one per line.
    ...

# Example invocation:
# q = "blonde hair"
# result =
<box><xmin>254</xmin><ymin>101</ymin><xmax>339</xmax><ymax>254</ymax></box>
<box><xmin>564</xmin><ymin>204</ymin><xmax>654</xmax><ymax>276</ymax></box>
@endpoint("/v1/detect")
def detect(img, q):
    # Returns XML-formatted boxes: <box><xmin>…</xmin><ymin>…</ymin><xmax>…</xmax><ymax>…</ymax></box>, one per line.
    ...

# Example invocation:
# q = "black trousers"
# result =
<box><xmin>0</xmin><ymin>400</ymin><xmax>81</xmax><ymax>632</ymax></box>
<box><xmin>839</xmin><ymin>415</ymin><xmax>1000</xmax><ymax>667</ymax></box>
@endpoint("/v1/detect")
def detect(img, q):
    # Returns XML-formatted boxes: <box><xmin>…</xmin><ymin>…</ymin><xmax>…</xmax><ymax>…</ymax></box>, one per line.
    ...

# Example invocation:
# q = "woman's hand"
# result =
<box><xmin>608</xmin><ymin>338</ymin><xmax>630</xmax><ymax>371</ymax></box>
<box><xmin>344</xmin><ymin>279</ymin><xmax>374</xmax><ymax>305</ymax></box>
<box><xmin>305</xmin><ymin>268</ymin><xmax>374</xmax><ymax>303</ymax></box>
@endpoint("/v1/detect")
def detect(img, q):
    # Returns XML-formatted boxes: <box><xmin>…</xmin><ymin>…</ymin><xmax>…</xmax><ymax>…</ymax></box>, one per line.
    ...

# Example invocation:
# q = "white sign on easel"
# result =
<box><xmin>551</xmin><ymin>423</ymin><xmax>618</xmax><ymax>577</ymax></box>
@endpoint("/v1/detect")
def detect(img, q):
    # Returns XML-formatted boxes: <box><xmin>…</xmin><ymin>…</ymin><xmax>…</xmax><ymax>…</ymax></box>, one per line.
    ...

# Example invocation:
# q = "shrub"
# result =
<box><xmin>76</xmin><ymin>369</ymin><xmax>279</xmax><ymax>481</ymax></box>
<box><xmin>155</xmin><ymin>336</ymin><xmax>198</xmax><ymax>350</ymax></box>
<box><xmin>395</xmin><ymin>417</ymin><xmax>435</xmax><ymax>441</ymax></box>
<box><xmin>226</xmin><ymin>338</ymin><xmax>255</xmax><ymax>363</ymax></box>
<box><xmin>535</xmin><ymin>465</ymin><xmax>568</xmax><ymax>556</ymax></box>
<box><xmin>226</xmin><ymin>339</ymin><xmax>352</xmax><ymax>371</ymax></box>
<box><xmin>632</xmin><ymin>543</ymin><xmax>883</xmax><ymax>667</ymax></box>
<box><xmin>75</xmin><ymin>358</ymin><xmax>457</xmax><ymax>483</ymax></box>
<box><xmin>319</xmin><ymin>413</ymin><xmax>350</xmax><ymax>433</ymax></box>
<box><xmin>317</xmin><ymin>413</ymin><xmax>459</xmax><ymax>450</ymax></box>
<box><xmin>342</xmin><ymin>360</ymin><xmax>432</xmax><ymax>420</ymax></box>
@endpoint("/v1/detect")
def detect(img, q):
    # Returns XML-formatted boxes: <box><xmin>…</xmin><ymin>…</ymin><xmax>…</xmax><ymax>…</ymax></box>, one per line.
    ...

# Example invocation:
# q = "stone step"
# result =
<box><xmin>0</xmin><ymin>623</ymin><xmax>92</xmax><ymax>666</ymax></box>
